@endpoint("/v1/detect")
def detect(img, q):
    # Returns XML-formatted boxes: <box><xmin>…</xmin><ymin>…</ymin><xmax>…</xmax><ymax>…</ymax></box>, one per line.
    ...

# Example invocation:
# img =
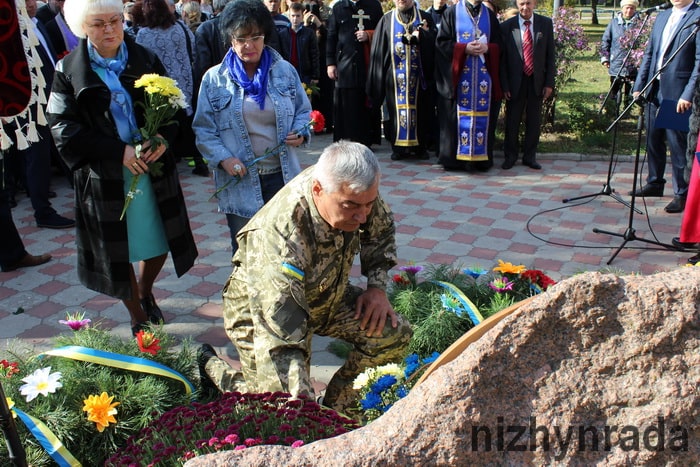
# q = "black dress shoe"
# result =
<box><xmin>523</xmin><ymin>161</ymin><xmax>542</xmax><ymax>170</ymax></box>
<box><xmin>501</xmin><ymin>160</ymin><xmax>515</xmax><ymax>170</ymax></box>
<box><xmin>672</xmin><ymin>237</ymin><xmax>700</xmax><ymax>249</ymax></box>
<box><xmin>141</xmin><ymin>293</ymin><xmax>165</xmax><ymax>324</ymax></box>
<box><xmin>1</xmin><ymin>253</ymin><xmax>52</xmax><ymax>272</ymax></box>
<box><xmin>192</xmin><ymin>163</ymin><xmax>210</xmax><ymax>177</ymax></box>
<box><xmin>390</xmin><ymin>152</ymin><xmax>406</xmax><ymax>161</ymax></box>
<box><xmin>442</xmin><ymin>162</ymin><xmax>465</xmax><ymax>171</ymax></box>
<box><xmin>36</xmin><ymin>213</ymin><xmax>75</xmax><ymax>229</ymax></box>
<box><xmin>664</xmin><ymin>196</ymin><xmax>686</xmax><ymax>213</ymax></box>
<box><xmin>688</xmin><ymin>253</ymin><xmax>700</xmax><ymax>265</ymax></box>
<box><xmin>131</xmin><ymin>322</ymin><xmax>148</xmax><ymax>337</ymax></box>
<box><xmin>629</xmin><ymin>183</ymin><xmax>664</xmax><ymax>197</ymax></box>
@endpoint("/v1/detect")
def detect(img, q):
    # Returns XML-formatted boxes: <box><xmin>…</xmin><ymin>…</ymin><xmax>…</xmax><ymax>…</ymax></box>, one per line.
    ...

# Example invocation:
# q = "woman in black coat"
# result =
<box><xmin>47</xmin><ymin>0</ymin><xmax>197</xmax><ymax>335</ymax></box>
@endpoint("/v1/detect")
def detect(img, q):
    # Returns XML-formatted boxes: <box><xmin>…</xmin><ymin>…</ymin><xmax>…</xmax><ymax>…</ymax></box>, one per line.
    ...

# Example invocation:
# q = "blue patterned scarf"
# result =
<box><xmin>88</xmin><ymin>41</ymin><xmax>140</xmax><ymax>144</ymax></box>
<box><xmin>223</xmin><ymin>46</ymin><xmax>271</xmax><ymax>110</ymax></box>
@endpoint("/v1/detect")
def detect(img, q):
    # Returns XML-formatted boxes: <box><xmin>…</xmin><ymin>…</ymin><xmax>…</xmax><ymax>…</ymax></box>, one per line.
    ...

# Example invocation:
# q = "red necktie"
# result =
<box><xmin>523</xmin><ymin>20</ymin><xmax>534</xmax><ymax>76</ymax></box>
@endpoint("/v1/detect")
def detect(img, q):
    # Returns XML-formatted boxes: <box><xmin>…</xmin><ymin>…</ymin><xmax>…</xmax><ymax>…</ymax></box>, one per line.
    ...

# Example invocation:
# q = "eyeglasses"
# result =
<box><xmin>232</xmin><ymin>35</ymin><xmax>265</xmax><ymax>46</ymax></box>
<box><xmin>85</xmin><ymin>15</ymin><xmax>123</xmax><ymax>32</ymax></box>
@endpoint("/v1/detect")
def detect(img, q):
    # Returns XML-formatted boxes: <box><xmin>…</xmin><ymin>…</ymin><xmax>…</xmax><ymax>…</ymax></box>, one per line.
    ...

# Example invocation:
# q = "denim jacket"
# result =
<box><xmin>193</xmin><ymin>47</ymin><xmax>312</xmax><ymax>217</ymax></box>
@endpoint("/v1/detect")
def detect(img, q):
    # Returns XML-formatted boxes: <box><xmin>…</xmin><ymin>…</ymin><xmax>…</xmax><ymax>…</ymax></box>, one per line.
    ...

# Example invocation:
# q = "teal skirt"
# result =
<box><xmin>122</xmin><ymin>167</ymin><xmax>168</xmax><ymax>263</ymax></box>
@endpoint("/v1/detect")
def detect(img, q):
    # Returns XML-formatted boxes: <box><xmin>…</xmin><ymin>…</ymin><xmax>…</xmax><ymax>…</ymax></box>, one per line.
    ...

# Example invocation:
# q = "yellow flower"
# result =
<box><xmin>375</xmin><ymin>363</ymin><xmax>404</xmax><ymax>381</ymax></box>
<box><xmin>135</xmin><ymin>74</ymin><xmax>186</xmax><ymax>105</ymax></box>
<box><xmin>6</xmin><ymin>397</ymin><xmax>15</xmax><ymax>418</ymax></box>
<box><xmin>83</xmin><ymin>392</ymin><xmax>120</xmax><ymax>432</ymax></box>
<box><xmin>493</xmin><ymin>259</ymin><xmax>526</xmax><ymax>275</ymax></box>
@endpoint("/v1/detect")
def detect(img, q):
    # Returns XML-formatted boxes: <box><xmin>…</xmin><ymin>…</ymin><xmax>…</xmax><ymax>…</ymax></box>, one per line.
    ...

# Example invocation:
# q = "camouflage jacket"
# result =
<box><xmin>228</xmin><ymin>166</ymin><xmax>397</xmax><ymax>336</ymax></box>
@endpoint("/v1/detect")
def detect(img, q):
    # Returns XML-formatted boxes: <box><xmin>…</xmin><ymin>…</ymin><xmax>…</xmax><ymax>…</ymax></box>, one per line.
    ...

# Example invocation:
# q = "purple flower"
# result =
<box><xmin>58</xmin><ymin>311</ymin><xmax>91</xmax><ymax>331</ymax></box>
<box><xmin>399</xmin><ymin>264</ymin><xmax>423</xmax><ymax>275</ymax></box>
<box><xmin>488</xmin><ymin>277</ymin><xmax>514</xmax><ymax>293</ymax></box>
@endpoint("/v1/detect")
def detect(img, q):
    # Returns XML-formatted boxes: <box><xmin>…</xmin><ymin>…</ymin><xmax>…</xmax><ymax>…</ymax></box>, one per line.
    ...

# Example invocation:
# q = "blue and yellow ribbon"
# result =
<box><xmin>41</xmin><ymin>346</ymin><xmax>195</xmax><ymax>396</ymax></box>
<box><xmin>12</xmin><ymin>407</ymin><xmax>82</xmax><ymax>467</ymax></box>
<box><xmin>432</xmin><ymin>280</ymin><xmax>484</xmax><ymax>326</ymax></box>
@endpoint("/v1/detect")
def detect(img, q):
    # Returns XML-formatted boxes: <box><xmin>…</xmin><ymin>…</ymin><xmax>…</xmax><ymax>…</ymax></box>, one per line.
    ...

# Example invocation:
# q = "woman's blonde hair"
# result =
<box><xmin>183</xmin><ymin>0</ymin><xmax>202</xmax><ymax>24</ymax></box>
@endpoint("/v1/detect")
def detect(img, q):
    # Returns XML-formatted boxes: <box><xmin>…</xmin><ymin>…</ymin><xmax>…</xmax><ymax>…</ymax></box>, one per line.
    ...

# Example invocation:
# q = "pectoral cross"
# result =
<box><xmin>353</xmin><ymin>9</ymin><xmax>370</xmax><ymax>31</ymax></box>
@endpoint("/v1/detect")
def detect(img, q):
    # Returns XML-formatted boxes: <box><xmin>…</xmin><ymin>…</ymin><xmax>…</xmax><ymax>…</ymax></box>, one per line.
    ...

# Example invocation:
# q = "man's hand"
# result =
<box><xmin>677</xmin><ymin>98</ymin><xmax>691</xmax><ymax>113</ymax></box>
<box><xmin>327</xmin><ymin>65</ymin><xmax>338</xmax><ymax>80</ymax></box>
<box><xmin>354</xmin><ymin>287</ymin><xmax>398</xmax><ymax>337</ymax></box>
<box><xmin>465</xmin><ymin>40</ymin><xmax>487</xmax><ymax>56</ymax></box>
<box><xmin>543</xmin><ymin>86</ymin><xmax>553</xmax><ymax>100</ymax></box>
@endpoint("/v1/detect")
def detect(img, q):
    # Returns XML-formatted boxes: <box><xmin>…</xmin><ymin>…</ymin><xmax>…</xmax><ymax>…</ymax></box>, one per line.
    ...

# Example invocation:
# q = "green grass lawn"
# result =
<box><xmin>517</xmin><ymin>20</ymin><xmax>643</xmax><ymax>156</ymax></box>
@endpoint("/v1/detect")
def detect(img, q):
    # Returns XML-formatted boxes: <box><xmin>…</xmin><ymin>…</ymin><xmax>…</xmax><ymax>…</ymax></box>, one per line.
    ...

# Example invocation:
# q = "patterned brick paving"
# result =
<box><xmin>0</xmin><ymin>133</ymin><xmax>692</xmax><ymax>389</ymax></box>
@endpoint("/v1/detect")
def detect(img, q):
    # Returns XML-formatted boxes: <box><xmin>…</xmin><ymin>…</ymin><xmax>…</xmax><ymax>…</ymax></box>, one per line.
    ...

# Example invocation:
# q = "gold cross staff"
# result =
<box><xmin>352</xmin><ymin>9</ymin><xmax>371</xmax><ymax>30</ymax></box>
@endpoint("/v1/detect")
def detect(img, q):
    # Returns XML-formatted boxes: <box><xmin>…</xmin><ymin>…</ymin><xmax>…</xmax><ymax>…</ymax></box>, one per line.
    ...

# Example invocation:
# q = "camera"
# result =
<box><xmin>303</xmin><ymin>2</ymin><xmax>320</xmax><ymax>17</ymax></box>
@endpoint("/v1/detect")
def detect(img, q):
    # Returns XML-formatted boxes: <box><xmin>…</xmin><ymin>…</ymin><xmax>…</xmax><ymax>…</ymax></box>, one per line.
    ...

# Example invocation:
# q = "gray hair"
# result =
<box><xmin>312</xmin><ymin>141</ymin><xmax>380</xmax><ymax>194</ymax></box>
<box><xmin>64</xmin><ymin>0</ymin><xmax>123</xmax><ymax>38</ymax></box>
<box><xmin>212</xmin><ymin>0</ymin><xmax>232</xmax><ymax>13</ymax></box>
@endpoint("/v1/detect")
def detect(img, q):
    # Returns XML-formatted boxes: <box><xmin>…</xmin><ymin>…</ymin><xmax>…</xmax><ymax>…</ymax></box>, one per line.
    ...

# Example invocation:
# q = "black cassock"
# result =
<box><xmin>367</xmin><ymin>8</ymin><xmax>436</xmax><ymax>157</ymax></box>
<box><xmin>326</xmin><ymin>0</ymin><xmax>383</xmax><ymax>147</ymax></box>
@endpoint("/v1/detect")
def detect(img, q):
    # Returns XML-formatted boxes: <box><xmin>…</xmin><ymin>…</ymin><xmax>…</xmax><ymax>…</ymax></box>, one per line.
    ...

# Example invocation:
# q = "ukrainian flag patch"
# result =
<box><xmin>281</xmin><ymin>262</ymin><xmax>304</xmax><ymax>281</ymax></box>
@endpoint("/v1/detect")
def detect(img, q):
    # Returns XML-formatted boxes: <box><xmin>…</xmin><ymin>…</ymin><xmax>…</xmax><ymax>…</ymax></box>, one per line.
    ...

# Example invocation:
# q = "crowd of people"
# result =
<box><xmin>1</xmin><ymin>0</ymin><xmax>698</xmax><ymax>417</ymax></box>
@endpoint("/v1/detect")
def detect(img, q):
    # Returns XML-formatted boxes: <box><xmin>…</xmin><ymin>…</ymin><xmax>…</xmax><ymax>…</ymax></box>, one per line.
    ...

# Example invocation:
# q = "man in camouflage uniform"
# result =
<box><xmin>200</xmin><ymin>141</ymin><xmax>413</xmax><ymax>414</ymax></box>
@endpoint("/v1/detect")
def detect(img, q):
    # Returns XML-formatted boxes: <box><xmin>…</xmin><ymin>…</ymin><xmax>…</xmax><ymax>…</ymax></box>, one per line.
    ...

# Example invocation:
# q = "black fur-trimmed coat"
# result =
<box><xmin>47</xmin><ymin>36</ymin><xmax>197</xmax><ymax>300</ymax></box>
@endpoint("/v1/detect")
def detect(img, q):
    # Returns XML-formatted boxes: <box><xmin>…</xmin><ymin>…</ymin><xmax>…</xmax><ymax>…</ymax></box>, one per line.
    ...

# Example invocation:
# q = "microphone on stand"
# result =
<box><xmin>643</xmin><ymin>2</ymin><xmax>673</xmax><ymax>15</ymax></box>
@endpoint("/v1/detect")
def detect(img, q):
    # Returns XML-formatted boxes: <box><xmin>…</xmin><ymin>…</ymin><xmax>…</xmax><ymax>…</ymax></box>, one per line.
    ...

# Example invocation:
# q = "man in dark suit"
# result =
<box><xmin>631</xmin><ymin>0</ymin><xmax>700</xmax><ymax>214</ymax></box>
<box><xmin>500</xmin><ymin>0</ymin><xmax>555</xmax><ymax>171</ymax></box>
<box><xmin>34</xmin><ymin>0</ymin><xmax>61</xmax><ymax>25</ymax></box>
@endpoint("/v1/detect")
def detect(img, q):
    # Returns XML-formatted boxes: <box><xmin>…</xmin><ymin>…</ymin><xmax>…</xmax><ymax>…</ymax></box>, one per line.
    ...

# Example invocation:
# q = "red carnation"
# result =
<box><xmin>310</xmin><ymin>110</ymin><xmax>325</xmax><ymax>134</ymax></box>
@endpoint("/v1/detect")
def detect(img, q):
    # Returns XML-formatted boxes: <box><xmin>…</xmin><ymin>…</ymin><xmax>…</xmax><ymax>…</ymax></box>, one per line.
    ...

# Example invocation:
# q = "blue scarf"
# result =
<box><xmin>88</xmin><ymin>41</ymin><xmax>140</xmax><ymax>144</ymax></box>
<box><xmin>223</xmin><ymin>46</ymin><xmax>271</xmax><ymax>110</ymax></box>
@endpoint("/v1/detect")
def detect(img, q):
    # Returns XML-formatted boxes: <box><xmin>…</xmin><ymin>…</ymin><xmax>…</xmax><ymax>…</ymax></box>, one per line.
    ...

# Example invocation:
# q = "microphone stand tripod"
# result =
<box><xmin>563</xmin><ymin>12</ymin><xmax>652</xmax><ymax>213</ymax></box>
<box><xmin>591</xmin><ymin>18</ymin><xmax>697</xmax><ymax>264</ymax></box>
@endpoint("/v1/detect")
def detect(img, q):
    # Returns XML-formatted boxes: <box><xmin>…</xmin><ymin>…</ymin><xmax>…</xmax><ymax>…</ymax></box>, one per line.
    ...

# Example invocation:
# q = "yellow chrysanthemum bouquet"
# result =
<box><xmin>120</xmin><ymin>74</ymin><xmax>188</xmax><ymax>220</ymax></box>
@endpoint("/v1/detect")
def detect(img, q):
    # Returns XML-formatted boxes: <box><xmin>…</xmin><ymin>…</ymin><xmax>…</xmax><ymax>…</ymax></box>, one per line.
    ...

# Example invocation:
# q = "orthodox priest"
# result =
<box><xmin>435</xmin><ymin>0</ymin><xmax>503</xmax><ymax>171</ymax></box>
<box><xmin>326</xmin><ymin>0</ymin><xmax>383</xmax><ymax>147</ymax></box>
<box><xmin>367</xmin><ymin>0</ymin><xmax>436</xmax><ymax>160</ymax></box>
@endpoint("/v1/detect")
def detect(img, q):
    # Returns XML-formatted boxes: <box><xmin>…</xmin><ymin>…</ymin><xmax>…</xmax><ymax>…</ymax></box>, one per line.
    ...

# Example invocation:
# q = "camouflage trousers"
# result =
<box><xmin>204</xmin><ymin>284</ymin><xmax>413</xmax><ymax>415</ymax></box>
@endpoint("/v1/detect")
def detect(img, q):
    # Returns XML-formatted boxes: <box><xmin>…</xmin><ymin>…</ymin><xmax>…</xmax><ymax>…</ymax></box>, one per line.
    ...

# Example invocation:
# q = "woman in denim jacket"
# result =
<box><xmin>193</xmin><ymin>0</ymin><xmax>311</xmax><ymax>253</ymax></box>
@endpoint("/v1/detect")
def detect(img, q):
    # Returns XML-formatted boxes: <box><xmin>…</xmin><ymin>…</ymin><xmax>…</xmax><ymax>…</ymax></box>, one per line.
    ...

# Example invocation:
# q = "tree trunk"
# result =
<box><xmin>591</xmin><ymin>0</ymin><xmax>599</xmax><ymax>25</ymax></box>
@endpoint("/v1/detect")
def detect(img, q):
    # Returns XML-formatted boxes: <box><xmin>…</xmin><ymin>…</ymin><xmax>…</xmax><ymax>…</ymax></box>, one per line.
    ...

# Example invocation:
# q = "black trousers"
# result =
<box><xmin>503</xmin><ymin>74</ymin><xmax>543</xmax><ymax>165</ymax></box>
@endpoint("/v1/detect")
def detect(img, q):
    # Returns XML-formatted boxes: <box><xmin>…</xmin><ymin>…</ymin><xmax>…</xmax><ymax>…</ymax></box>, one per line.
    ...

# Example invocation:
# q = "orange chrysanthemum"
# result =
<box><xmin>83</xmin><ymin>392</ymin><xmax>119</xmax><ymax>432</ymax></box>
<box><xmin>492</xmin><ymin>259</ymin><xmax>526</xmax><ymax>275</ymax></box>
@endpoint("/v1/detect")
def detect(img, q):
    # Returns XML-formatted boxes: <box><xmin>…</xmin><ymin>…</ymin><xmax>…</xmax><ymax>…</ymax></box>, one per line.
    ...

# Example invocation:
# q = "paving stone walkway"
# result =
<box><xmin>0</xmin><ymin>133</ymin><xmax>691</xmax><ymax>390</ymax></box>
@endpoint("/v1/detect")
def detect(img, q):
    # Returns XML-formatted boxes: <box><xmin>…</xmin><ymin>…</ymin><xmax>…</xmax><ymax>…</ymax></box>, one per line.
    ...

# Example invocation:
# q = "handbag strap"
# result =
<box><xmin>176</xmin><ymin>20</ymin><xmax>193</xmax><ymax>64</ymax></box>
